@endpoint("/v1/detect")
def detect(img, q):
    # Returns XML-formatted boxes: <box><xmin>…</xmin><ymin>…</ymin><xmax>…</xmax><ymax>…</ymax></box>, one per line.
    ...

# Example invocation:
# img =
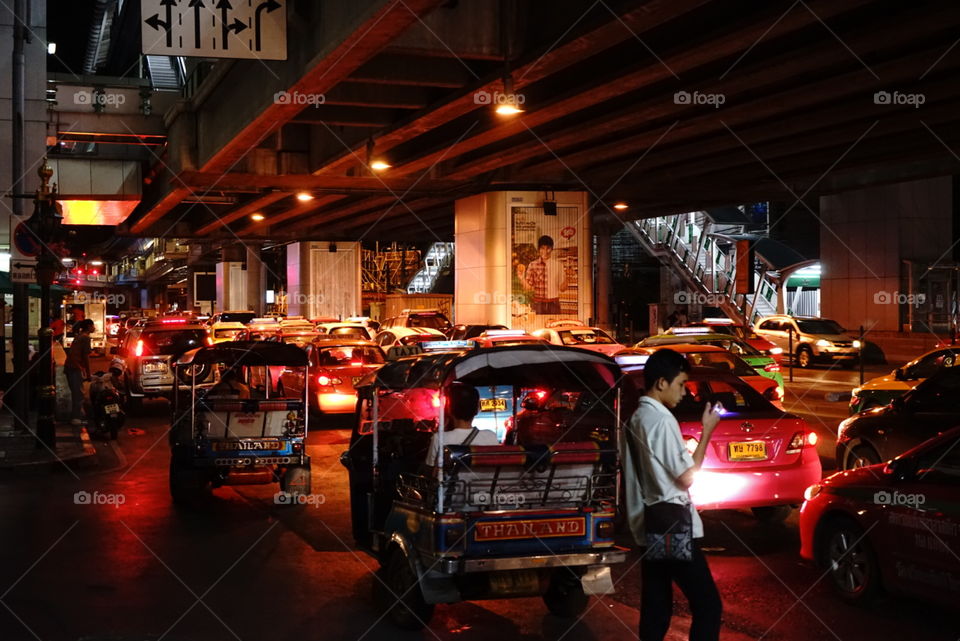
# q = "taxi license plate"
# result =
<box><xmin>213</xmin><ymin>440</ymin><xmax>282</xmax><ymax>451</ymax></box>
<box><xmin>104</xmin><ymin>403</ymin><xmax>121</xmax><ymax>414</ymax></box>
<box><xmin>480</xmin><ymin>398</ymin><xmax>507</xmax><ymax>412</ymax></box>
<box><xmin>474</xmin><ymin>517</ymin><xmax>585</xmax><ymax>541</ymax></box>
<box><xmin>729</xmin><ymin>441</ymin><xmax>767</xmax><ymax>461</ymax></box>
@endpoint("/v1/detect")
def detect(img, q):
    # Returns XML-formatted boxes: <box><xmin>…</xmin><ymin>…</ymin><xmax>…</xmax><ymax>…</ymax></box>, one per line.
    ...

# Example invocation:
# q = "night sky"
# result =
<box><xmin>47</xmin><ymin>0</ymin><xmax>97</xmax><ymax>74</ymax></box>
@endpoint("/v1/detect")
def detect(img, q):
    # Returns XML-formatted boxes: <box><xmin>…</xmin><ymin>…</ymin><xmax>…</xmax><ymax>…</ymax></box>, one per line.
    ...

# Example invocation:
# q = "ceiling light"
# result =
<box><xmin>369</xmin><ymin>160</ymin><xmax>391</xmax><ymax>172</ymax></box>
<box><xmin>495</xmin><ymin>104</ymin><xmax>524</xmax><ymax>116</ymax></box>
<box><xmin>613</xmin><ymin>202</ymin><xmax>629</xmax><ymax>211</ymax></box>
<box><xmin>47</xmin><ymin>42</ymin><xmax>56</xmax><ymax>55</ymax></box>
<box><xmin>250</xmin><ymin>213</ymin><xmax>265</xmax><ymax>222</ymax></box>
<box><xmin>90</xmin><ymin>260</ymin><xmax>104</xmax><ymax>266</ymax></box>
<box><xmin>296</xmin><ymin>192</ymin><xmax>314</xmax><ymax>202</ymax></box>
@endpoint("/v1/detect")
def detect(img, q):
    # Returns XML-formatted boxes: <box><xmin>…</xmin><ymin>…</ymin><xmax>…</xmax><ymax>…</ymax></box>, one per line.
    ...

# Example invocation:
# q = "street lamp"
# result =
<box><xmin>27</xmin><ymin>160</ymin><xmax>64</xmax><ymax>448</ymax></box>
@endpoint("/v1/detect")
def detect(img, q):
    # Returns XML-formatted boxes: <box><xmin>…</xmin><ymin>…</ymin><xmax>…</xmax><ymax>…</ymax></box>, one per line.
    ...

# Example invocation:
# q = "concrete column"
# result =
<box><xmin>454</xmin><ymin>190</ymin><xmax>591</xmax><ymax>331</ymax></box>
<box><xmin>286</xmin><ymin>241</ymin><xmax>361</xmax><ymax>319</ymax></box>
<box><xmin>595</xmin><ymin>224</ymin><xmax>612</xmax><ymax>330</ymax></box>
<box><xmin>245</xmin><ymin>244</ymin><xmax>265</xmax><ymax>315</ymax></box>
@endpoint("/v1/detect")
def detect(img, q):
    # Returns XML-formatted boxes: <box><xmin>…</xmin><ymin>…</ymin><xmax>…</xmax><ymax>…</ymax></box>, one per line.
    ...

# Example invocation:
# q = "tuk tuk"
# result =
<box><xmin>340</xmin><ymin>345</ymin><xmax>627</xmax><ymax>629</ymax></box>
<box><xmin>169</xmin><ymin>341</ymin><xmax>312</xmax><ymax>504</ymax></box>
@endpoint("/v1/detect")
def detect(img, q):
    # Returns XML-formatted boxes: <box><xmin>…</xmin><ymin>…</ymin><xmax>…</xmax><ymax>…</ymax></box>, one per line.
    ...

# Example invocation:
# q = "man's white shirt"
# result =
<box><xmin>427</xmin><ymin>426</ymin><xmax>499</xmax><ymax>466</ymax></box>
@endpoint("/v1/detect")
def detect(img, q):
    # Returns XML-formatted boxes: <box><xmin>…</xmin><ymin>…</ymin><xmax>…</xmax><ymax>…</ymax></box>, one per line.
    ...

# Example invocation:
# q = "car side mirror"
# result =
<box><xmin>893</xmin><ymin>367</ymin><xmax>905</xmax><ymax>381</ymax></box>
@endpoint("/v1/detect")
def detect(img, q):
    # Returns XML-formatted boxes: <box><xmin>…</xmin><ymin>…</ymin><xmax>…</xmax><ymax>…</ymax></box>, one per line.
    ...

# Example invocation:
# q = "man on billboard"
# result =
<box><xmin>517</xmin><ymin>235</ymin><xmax>570</xmax><ymax>315</ymax></box>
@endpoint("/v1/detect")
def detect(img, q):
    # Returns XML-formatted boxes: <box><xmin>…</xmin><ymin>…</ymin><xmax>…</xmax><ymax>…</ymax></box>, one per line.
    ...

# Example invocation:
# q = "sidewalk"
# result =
<box><xmin>0</xmin><ymin>412</ymin><xmax>97</xmax><ymax>471</ymax></box>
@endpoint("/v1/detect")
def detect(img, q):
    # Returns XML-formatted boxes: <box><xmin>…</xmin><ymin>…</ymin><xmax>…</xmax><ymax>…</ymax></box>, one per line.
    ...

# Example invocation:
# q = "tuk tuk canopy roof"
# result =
<box><xmin>450</xmin><ymin>345</ymin><xmax>622</xmax><ymax>390</ymax></box>
<box><xmin>174</xmin><ymin>341</ymin><xmax>308</xmax><ymax>367</ymax></box>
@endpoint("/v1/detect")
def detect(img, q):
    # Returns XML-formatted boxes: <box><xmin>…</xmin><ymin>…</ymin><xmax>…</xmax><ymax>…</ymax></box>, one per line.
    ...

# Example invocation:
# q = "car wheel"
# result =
<box><xmin>177</xmin><ymin>363</ymin><xmax>211</xmax><ymax>384</ymax></box>
<box><xmin>796</xmin><ymin>346</ymin><xmax>813</xmax><ymax>368</ymax></box>
<box><xmin>543</xmin><ymin>568</ymin><xmax>588</xmax><ymax>618</ymax></box>
<box><xmin>847</xmin><ymin>445</ymin><xmax>881</xmax><ymax>470</ymax></box>
<box><xmin>751</xmin><ymin>505</ymin><xmax>792</xmax><ymax>523</ymax></box>
<box><xmin>820</xmin><ymin>518</ymin><xmax>882</xmax><ymax>604</ymax></box>
<box><xmin>379</xmin><ymin>548</ymin><xmax>434</xmax><ymax>630</ymax></box>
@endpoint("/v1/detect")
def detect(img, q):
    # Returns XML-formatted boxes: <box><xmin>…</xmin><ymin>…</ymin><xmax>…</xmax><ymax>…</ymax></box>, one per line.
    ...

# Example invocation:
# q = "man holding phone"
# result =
<box><xmin>623</xmin><ymin>348</ymin><xmax>723</xmax><ymax>641</ymax></box>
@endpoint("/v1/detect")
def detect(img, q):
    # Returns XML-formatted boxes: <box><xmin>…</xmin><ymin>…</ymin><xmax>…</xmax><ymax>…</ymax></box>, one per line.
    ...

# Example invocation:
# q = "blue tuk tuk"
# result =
<box><xmin>169</xmin><ymin>341</ymin><xmax>312</xmax><ymax>504</ymax></box>
<box><xmin>341</xmin><ymin>344</ymin><xmax>627</xmax><ymax>629</ymax></box>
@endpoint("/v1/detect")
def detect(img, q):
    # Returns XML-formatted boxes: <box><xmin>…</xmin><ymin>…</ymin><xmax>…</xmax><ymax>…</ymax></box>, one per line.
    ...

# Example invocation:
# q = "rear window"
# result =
<box><xmin>684</xmin><ymin>351</ymin><xmax>757</xmax><ymax>377</ymax></box>
<box><xmin>314</xmin><ymin>346</ymin><xmax>385</xmax><ymax>367</ymax></box>
<box><xmin>330</xmin><ymin>326</ymin><xmax>370</xmax><ymax>338</ymax></box>
<box><xmin>559</xmin><ymin>329</ymin><xmax>615</xmax><ymax>345</ymax></box>
<box><xmin>407</xmin><ymin>313</ymin><xmax>450</xmax><ymax>330</ymax></box>
<box><xmin>141</xmin><ymin>329</ymin><xmax>208</xmax><ymax>356</ymax></box>
<box><xmin>220</xmin><ymin>312</ymin><xmax>255</xmax><ymax>324</ymax></box>
<box><xmin>214</xmin><ymin>328</ymin><xmax>243</xmax><ymax>340</ymax></box>
<box><xmin>673</xmin><ymin>378</ymin><xmax>774</xmax><ymax>420</ymax></box>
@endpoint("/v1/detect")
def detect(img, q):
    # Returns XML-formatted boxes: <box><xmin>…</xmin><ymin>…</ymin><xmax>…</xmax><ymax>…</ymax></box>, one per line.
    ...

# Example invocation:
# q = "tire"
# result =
<box><xmin>796</xmin><ymin>346</ymin><xmax>813</xmax><ymax>368</ymax></box>
<box><xmin>169</xmin><ymin>459</ymin><xmax>209</xmax><ymax>505</ymax></box>
<box><xmin>543</xmin><ymin>568</ymin><xmax>588</xmax><ymax>618</ymax></box>
<box><xmin>819</xmin><ymin>518</ymin><xmax>882</xmax><ymax>604</ymax></box>
<box><xmin>381</xmin><ymin>548</ymin><xmax>434</xmax><ymax>630</ymax></box>
<box><xmin>280</xmin><ymin>465</ymin><xmax>312</xmax><ymax>497</ymax></box>
<box><xmin>846</xmin><ymin>445</ymin><xmax>881</xmax><ymax>470</ymax></box>
<box><xmin>177</xmin><ymin>363</ymin><xmax>211</xmax><ymax>385</ymax></box>
<box><xmin>751</xmin><ymin>505</ymin><xmax>792</xmax><ymax>523</ymax></box>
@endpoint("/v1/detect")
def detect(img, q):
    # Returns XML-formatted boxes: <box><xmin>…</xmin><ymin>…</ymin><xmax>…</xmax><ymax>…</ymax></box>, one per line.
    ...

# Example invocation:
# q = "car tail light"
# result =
<box><xmin>317</xmin><ymin>374</ymin><xmax>342</xmax><ymax>386</ymax></box>
<box><xmin>206</xmin><ymin>337</ymin><xmax>214</xmax><ymax>346</ymax></box>
<box><xmin>787</xmin><ymin>431</ymin><xmax>817</xmax><ymax>454</ymax></box>
<box><xmin>683</xmin><ymin>436</ymin><xmax>699</xmax><ymax>454</ymax></box>
<box><xmin>430</xmin><ymin>391</ymin><xmax>442</xmax><ymax>408</ymax></box>
<box><xmin>763</xmin><ymin>385</ymin><xmax>783</xmax><ymax>401</ymax></box>
<box><xmin>763</xmin><ymin>363</ymin><xmax>781</xmax><ymax>372</ymax></box>
<box><xmin>596</xmin><ymin>520</ymin><xmax>615</xmax><ymax>539</ymax></box>
<box><xmin>134</xmin><ymin>339</ymin><xmax>144</xmax><ymax>357</ymax></box>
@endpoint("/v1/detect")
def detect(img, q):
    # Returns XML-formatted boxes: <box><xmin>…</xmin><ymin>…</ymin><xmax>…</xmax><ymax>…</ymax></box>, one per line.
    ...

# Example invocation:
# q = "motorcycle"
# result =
<box><xmin>88</xmin><ymin>370</ymin><xmax>126</xmax><ymax>440</ymax></box>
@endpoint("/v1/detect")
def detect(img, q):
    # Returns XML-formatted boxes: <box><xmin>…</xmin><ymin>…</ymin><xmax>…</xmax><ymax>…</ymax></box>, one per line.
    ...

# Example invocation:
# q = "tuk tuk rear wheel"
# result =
<box><xmin>381</xmin><ymin>549</ymin><xmax>434</xmax><ymax>630</ymax></box>
<box><xmin>280</xmin><ymin>465</ymin><xmax>311</xmax><ymax>497</ymax></box>
<box><xmin>543</xmin><ymin>569</ymin><xmax>588</xmax><ymax>618</ymax></box>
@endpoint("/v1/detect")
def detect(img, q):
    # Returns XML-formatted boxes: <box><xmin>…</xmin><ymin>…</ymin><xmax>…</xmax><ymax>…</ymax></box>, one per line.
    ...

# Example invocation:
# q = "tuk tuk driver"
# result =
<box><xmin>209</xmin><ymin>367</ymin><xmax>251</xmax><ymax>398</ymax></box>
<box><xmin>426</xmin><ymin>382</ymin><xmax>498</xmax><ymax>466</ymax></box>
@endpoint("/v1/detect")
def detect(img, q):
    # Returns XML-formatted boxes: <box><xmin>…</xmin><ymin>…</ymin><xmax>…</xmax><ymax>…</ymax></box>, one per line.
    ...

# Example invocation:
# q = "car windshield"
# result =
<box><xmin>672</xmin><ymin>377</ymin><xmax>775</xmax><ymax>420</ymax></box>
<box><xmin>214</xmin><ymin>328</ymin><xmax>243</xmax><ymax>340</ymax></box>
<box><xmin>903</xmin><ymin>350</ymin><xmax>959</xmax><ymax>379</ymax></box>
<box><xmin>314</xmin><ymin>346</ymin><xmax>384</xmax><ymax>367</ymax></box>
<box><xmin>683</xmin><ymin>351</ymin><xmax>758</xmax><ymax>377</ymax></box>
<box><xmin>141</xmin><ymin>329</ymin><xmax>207</xmax><ymax>356</ymax></box>
<box><xmin>559</xmin><ymin>329</ymin><xmax>615</xmax><ymax>345</ymax></box>
<box><xmin>281</xmin><ymin>334</ymin><xmax>317</xmax><ymax>347</ymax></box>
<box><xmin>407</xmin><ymin>314</ymin><xmax>450</xmax><ymax>330</ymax></box>
<box><xmin>699</xmin><ymin>338</ymin><xmax>762</xmax><ymax>356</ymax></box>
<box><xmin>797</xmin><ymin>319</ymin><xmax>845</xmax><ymax>335</ymax></box>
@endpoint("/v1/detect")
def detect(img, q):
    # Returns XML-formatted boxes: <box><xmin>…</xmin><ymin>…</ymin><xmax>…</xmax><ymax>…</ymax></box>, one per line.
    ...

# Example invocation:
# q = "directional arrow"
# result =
<box><xmin>188</xmin><ymin>0</ymin><xmax>205</xmax><ymax>49</ymax></box>
<box><xmin>254</xmin><ymin>0</ymin><xmax>281</xmax><ymax>51</ymax></box>
<box><xmin>145</xmin><ymin>0</ymin><xmax>177</xmax><ymax>47</ymax></box>
<box><xmin>216</xmin><ymin>0</ymin><xmax>234</xmax><ymax>50</ymax></box>
<box><xmin>227</xmin><ymin>17</ymin><xmax>247</xmax><ymax>35</ymax></box>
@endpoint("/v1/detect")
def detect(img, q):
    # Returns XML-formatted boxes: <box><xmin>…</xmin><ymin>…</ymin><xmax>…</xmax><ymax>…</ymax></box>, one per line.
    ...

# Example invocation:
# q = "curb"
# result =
<box><xmin>0</xmin><ymin>424</ymin><xmax>99</xmax><ymax>473</ymax></box>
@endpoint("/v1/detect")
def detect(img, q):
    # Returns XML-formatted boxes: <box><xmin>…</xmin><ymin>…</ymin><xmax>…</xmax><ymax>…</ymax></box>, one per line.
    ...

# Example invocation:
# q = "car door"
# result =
<box><xmin>881</xmin><ymin>432</ymin><xmax>960</xmax><ymax>604</ymax></box>
<box><xmin>757</xmin><ymin>319</ymin><xmax>788</xmax><ymax>350</ymax></box>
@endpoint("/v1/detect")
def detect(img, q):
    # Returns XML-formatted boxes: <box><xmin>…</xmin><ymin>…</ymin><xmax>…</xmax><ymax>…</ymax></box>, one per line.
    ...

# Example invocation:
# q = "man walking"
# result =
<box><xmin>64</xmin><ymin>319</ymin><xmax>94</xmax><ymax>425</ymax></box>
<box><xmin>623</xmin><ymin>348</ymin><xmax>723</xmax><ymax>641</ymax></box>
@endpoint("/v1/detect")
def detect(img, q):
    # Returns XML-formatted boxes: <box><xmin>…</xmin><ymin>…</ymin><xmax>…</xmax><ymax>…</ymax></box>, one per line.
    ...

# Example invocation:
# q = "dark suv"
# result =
<box><xmin>117</xmin><ymin>318</ymin><xmax>212</xmax><ymax>409</ymax></box>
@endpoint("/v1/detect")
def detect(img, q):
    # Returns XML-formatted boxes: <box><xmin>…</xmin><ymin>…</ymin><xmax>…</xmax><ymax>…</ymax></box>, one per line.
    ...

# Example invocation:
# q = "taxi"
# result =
<box><xmin>471</xmin><ymin>329</ymin><xmax>547</xmax><ymax>348</ymax></box>
<box><xmin>531</xmin><ymin>323</ymin><xmax>624</xmax><ymax>356</ymax></box>
<box><xmin>670</xmin><ymin>318</ymin><xmax>784</xmax><ymax>361</ymax></box>
<box><xmin>210</xmin><ymin>321</ymin><xmax>247</xmax><ymax>344</ymax></box>
<box><xmin>849</xmin><ymin>346</ymin><xmax>960</xmax><ymax>414</ymax></box>
<box><xmin>800</xmin><ymin>426</ymin><xmax>960</xmax><ymax>607</ymax></box>
<box><xmin>278</xmin><ymin>339</ymin><xmax>386</xmax><ymax>415</ymax></box>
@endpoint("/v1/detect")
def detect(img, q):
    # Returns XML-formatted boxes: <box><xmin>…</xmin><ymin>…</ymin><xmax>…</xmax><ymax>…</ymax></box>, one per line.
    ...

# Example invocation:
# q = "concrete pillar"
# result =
<box><xmin>286</xmin><ymin>241</ymin><xmax>361</xmax><ymax>319</ymax></box>
<box><xmin>820</xmin><ymin>176</ymin><xmax>953</xmax><ymax>332</ymax></box>
<box><xmin>216</xmin><ymin>261</ymin><xmax>247</xmax><ymax>311</ymax></box>
<box><xmin>595</xmin><ymin>224</ymin><xmax>612</xmax><ymax>330</ymax></box>
<box><xmin>245</xmin><ymin>244</ymin><xmax>265</xmax><ymax>315</ymax></box>
<box><xmin>454</xmin><ymin>191</ymin><xmax>591</xmax><ymax>331</ymax></box>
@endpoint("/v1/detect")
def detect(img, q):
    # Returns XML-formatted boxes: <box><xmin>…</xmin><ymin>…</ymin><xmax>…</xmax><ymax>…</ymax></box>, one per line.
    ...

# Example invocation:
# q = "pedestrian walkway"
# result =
<box><xmin>0</xmin><ymin>412</ymin><xmax>96</xmax><ymax>471</ymax></box>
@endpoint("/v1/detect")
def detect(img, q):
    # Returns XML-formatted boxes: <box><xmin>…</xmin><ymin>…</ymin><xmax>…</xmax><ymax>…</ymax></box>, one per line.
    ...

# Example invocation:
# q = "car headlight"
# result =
<box><xmin>803</xmin><ymin>484</ymin><xmax>822</xmax><ymax>501</ymax></box>
<box><xmin>852</xmin><ymin>340</ymin><xmax>862</xmax><ymax>349</ymax></box>
<box><xmin>816</xmin><ymin>339</ymin><xmax>831</xmax><ymax>348</ymax></box>
<box><xmin>768</xmin><ymin>347</ymin><xmax>783</xmax><ymax>355</ymax></box>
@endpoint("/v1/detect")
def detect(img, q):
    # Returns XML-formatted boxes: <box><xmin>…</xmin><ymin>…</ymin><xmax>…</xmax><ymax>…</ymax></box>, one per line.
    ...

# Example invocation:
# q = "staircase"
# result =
<box><xmin>626</xmin><ymin>213</ymin><xmax>782</xmax><ymax>325</ymax></box>
<box><xmin>407</xmin><ymin>243</ymin><xmax>455</xmax><ymax>294</ymax></box>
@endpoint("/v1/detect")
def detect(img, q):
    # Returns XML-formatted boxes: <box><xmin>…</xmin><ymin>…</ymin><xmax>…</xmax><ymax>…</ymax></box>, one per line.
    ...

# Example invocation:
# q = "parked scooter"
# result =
<box><xmin>88</xmin><ymin>370</ymin><xmax>125</xmax><ymax>440</ymax></box>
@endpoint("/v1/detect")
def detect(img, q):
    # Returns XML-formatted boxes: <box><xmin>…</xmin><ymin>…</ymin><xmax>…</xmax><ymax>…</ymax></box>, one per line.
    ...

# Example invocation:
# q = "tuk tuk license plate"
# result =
<box><xmin>474</xmin><ymin>517</ymin><xmax>586</xmax><ymax>541</ymax></box>
<box><xmin>104</xmin><ymin>404</ymin><xmax>121</xmax><ymax>414</ymax></box>
<box><xmin>479</xmin><ymin>398</ymin><xmax>507</xmax><ymax>412</ymax></box>
<box><xmin>729</xmin><ymin>441</ymin><xmax>767</xmax><ymax>461</ymax></box>
<box><xmin>213</xmin><ymin>440</ymin><xmax>282</xmax><ymax>451</ymax></box>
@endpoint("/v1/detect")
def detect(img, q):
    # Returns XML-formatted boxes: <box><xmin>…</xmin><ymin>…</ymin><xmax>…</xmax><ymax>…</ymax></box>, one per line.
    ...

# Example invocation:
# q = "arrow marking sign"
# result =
<box><xmin>141</xmin><ymin>0</ymin><xmax>286</xmax><ymax>60</ymax></box>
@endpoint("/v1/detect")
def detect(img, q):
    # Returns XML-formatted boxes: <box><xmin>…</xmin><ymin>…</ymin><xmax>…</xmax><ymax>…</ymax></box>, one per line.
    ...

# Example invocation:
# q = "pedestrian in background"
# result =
<box><xmin>64</xmin><ymin>319</ymin><xmax>94</xmax><ymax>425</ymax></box>
<box><xmin>50</xmin><ymin>310</ymin><xmax>65</xmax><ymax>344</ymax></box>
<box><xmin>622</xmin><ymin>348</ymin><xmax>723</xmax><ymax>641</ymax></box>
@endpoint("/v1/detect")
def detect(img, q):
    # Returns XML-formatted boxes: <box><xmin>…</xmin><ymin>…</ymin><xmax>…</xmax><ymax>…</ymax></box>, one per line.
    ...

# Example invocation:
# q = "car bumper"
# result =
<box><xmin>438</xmin><ymin>548</ymin><xmax>628</xmax><ymax>574</ymax></box>
<box><xmin>798</xmin><ymin>492</ymin><xmax>831</xmax><ymax>561</ymax></box>
<box><xmin>314</xmin><ymin>391</ymin><xmax>359</xmax><ymax>414</ymax></box>
<box><xmin>690</xmin><ymin>454</ymin><xmax>823</xmax><ymax>510</ymax></box>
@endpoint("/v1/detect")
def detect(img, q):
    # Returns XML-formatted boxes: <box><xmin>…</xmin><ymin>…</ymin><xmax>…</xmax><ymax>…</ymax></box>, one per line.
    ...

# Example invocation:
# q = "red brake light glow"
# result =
<box><xmin>318</xmin><ymin>375</ymin><xmax>330</xmax><ymax>386</ymax></box>
<box><xmin>764</xmin><ymin>363</ymin><xmax>781</xmax><ymax>372</ymax></box>
<box><xmin>807</xmin><ymin>431</ymin><xmax>819</xmax><ymax>446</ymax></box>
<box><xmin>134</xmin><ymin>339</ymin><xmax>144</xmax><ymax>357</ymax></box>
<box><xmin>431</xmin><ymin>391</ymin><xmax>442</xmax><ymax>408</ymax></box>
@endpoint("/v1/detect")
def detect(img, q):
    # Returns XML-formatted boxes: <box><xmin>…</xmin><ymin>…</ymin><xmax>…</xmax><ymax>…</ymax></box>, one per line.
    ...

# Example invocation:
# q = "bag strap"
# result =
<box><xmin>461</xmin><ymin>427</ymin><xmax>480</xmax><ymax>446</ymax></box>
<box><xmin>628</xmin><ymin>398</ymin><xmax>691</xmax><ymax>505</ymax></box>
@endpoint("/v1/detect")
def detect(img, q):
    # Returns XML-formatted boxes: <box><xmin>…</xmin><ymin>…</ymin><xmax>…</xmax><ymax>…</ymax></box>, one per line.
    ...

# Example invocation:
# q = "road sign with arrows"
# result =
<box><xmin>140</xmin><ymin>0</ymin><xmax>286</xmax><ymax>60</ymax></box>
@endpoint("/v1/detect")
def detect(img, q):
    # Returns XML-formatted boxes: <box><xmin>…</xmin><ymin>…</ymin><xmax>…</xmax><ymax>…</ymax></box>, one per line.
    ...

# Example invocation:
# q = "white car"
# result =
<box><xmin>753</xmin><ymin>315</ymin><xmax>860</xmax><ymax>368</ymax></box>
<box><xmin>374</xmin><ymin>326</ymin><xmax>446</xmax><ymax>348</ymax></box>
<box><xmin>316</xmin><ymin>322</ymin><xmax>375</xmax><ymax>341</ymax></box>
<box><xmin>530</xmin><ymin>326</ymin><xmax>624</xmax><ymax>356</ymax></box>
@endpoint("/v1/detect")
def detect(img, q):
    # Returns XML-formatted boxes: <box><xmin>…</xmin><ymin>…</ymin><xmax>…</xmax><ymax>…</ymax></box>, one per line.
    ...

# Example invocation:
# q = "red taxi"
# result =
<box><xmin>278</xmin><ymin>339</ymin><xmax>386</xmax><ymax>415</ymax></box>
<box><xmin>800</xmin><ymin>426</ymin><xmax>960</xmax><ymax>607</ymax></box>
<box><xmin>621</xmin><ymin>364</ymin><xmax>821</xmax><ymax>522</ymax></box>
<box><xmin>670</xmin><ymin>318</ymin><xmax>784</xmax><ymax>362</ymax></box>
